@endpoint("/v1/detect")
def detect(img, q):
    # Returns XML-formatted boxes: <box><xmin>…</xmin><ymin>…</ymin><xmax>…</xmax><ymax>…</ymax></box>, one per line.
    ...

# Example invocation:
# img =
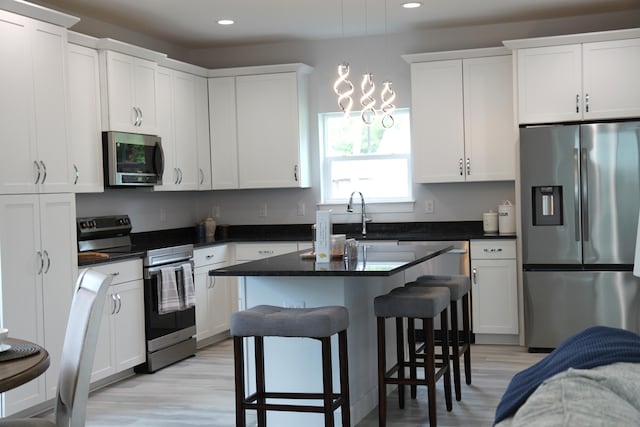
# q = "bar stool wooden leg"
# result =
<box><xmin>396</xmin><ymin>317</ymin><xmax>406</xmax><ymax>409</ymax></box>
<box><xmin>233</xmin><ymin>336</ymin><xmax>247</xmax><ymax>427</ymax></box>
<box><xmin>338</xmin><ymin>330</ymin><xmax>351</xmax><ymax>427</ymax></box>
<box><xmin>377</xmin><ymin>317</ymin><xmax>387</xmax><ymax>427</ymax></box>
<box><xmin>462</xmin><ymin>293</ymin><xmax>472</xmax><ymax>385</ymax></box>
<box><xmin>407</xmin><ymin>317</ymin><xmax>417</xmax><ymax>399</ymax></box>
<box><xmin>321</xmin><ymin>337</ymin><xmax>335</xmax><ymax>427</ymax></box>
<box><xmin>424</xmin><ymin>317</ymin><xmax>437</xmax><ymax>426</ymax></box>
<box><xmin>440</xmin><ymin>309</ymin><xmax>452</xmax><ymax>412</ymax></box>
<box><xmin>255</xmin><ymin>336</ymin><xmax>267</xmax><ymax>427</ymax></box>
<box><xmin>450</xmin><ymin>300</ymin><xmax>461</xmax><ymax>401</ymax></box>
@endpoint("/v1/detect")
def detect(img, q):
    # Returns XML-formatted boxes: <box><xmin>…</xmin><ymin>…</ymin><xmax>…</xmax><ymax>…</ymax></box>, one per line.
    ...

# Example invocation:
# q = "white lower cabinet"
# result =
<box><xmin>89</xmin><ymin>259</ymin><xmax>145</xmax><ymax>383</ymax></box>
<box><xmin>0</xmin><ymin>193</ymin><xmax>77</xmax><ymax>415</ymax></box>
<box><xmin>194</xmin><ymin>245</ymin><xmax>235</xmax><ymax>344</ymax></box>
<box><xmin>470</xmin><ymin>240</ymin><xmax>518</xmax><ymax>335</ymax></box>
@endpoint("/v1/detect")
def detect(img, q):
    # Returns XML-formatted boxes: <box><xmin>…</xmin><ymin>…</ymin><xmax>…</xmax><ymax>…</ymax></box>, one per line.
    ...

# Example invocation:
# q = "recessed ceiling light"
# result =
<box><xmin>402</xmin><ymin>2</ymin><xmax>423</xmax><ymax>8</ymax></box>
<box><xmin>217</xmin><ymin>19</ymin><xmax>235</xmax><ymax>25</ymax></box>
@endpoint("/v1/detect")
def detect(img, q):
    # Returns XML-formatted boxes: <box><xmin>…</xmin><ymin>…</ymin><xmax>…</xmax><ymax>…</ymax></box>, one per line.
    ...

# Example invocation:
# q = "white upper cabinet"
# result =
<box><xmin>99</xmin><ymin>50</ymin><xmax>159</xmax><ymax>134</ymax></box>
<box><xmin>0</xmin><ymin>10</ymin><xmax>73</xmax><ymax>194</ymax></box>
<box><xmin>407</xmin><ymin>49</ymin><xmax>515</xmax><ymax>183</ymax></box>
<box><xmin>67</xmin><ymin>43</ymin><xmax>103</xmax><ymax>193</ymax></box>
<box><xmin>194</xmin><ymin>76</ymin><xmax>212</xmax><ymax>190</ymax></box>
<box><xmin>509</xmin><ymin>32</ymin><xmax>640</xmax><ymax>124</ymax></box>
<box><xmin>208</xmin><ymin>64</ymin><xmax>312</xmax><ymax>190</ymax></box>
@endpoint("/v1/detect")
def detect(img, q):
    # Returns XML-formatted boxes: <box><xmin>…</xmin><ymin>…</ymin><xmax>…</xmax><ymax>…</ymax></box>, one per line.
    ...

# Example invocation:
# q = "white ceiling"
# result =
<box><xmin>28</xmin><ymin>0</ymin><xmax>640</xmax><ymax>48</ymax></box>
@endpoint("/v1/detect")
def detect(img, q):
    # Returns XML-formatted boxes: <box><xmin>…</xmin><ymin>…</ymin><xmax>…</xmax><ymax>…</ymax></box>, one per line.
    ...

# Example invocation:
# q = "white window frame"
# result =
<box><xmin>318</xmin><ymin>109</ymin><xmax>414</xmax><ymax>213</ymax></box>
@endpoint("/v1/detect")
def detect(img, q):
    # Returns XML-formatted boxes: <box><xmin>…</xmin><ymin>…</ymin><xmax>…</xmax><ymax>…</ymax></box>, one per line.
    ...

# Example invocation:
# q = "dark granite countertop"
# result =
<box><xmin>78</xmin><ymin>221</ymin><xmax>515</xmax><ymax>267</ymax></box>
<box><xmin>208</xmin><ymin>243</ymin><xmax>453</xmax><ymax>277</ymax></box>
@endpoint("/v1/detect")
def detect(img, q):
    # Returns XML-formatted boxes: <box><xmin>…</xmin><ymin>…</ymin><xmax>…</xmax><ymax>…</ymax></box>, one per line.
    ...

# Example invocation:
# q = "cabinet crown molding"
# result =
<box><xmin>503</xmin><ymin>27</ymin><xmax>640</xmax><ymax>49</ymax></box>
<box><xmin>402</xmin><ymin>46</ymin><xmax>510</xmax><ymax>63</ymax></box>
<box><xmin>207</xmin><ymin>63</ymin><xmax>313</xmax><ymax>78</ymax></box>
<box><xmin>0</xmin><ymin>0</ymin><xmax>79</xmax><ymax>27</ymax></box>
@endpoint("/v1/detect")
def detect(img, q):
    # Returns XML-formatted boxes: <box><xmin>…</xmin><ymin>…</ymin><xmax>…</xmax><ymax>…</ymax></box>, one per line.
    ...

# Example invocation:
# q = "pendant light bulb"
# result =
<box><xmin>360</xmin><ymin>73</ymin><xmax>377</xmax><ymax>125</ymax></box>
<box><xmin>334</xmin><ymin>63</ymin><xmax>354</xmax><ymax>117</ymax></box>
<box><xmin>380</xmin><ymin>80</ymin><xmax>396</xmax><ymax>128</ymax></box>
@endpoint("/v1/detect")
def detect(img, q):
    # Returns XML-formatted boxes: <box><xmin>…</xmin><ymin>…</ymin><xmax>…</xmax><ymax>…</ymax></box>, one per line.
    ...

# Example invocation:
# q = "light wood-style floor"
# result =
<box><xmin>42</xmin><ymin>339</ymin><xmax>545</xmax><ymax>426</ymax></box>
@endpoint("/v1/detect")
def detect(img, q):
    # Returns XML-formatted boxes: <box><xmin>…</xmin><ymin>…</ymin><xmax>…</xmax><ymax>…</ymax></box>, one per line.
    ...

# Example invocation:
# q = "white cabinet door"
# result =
<box><xmin>112</xmin><ymin>280</ymin><xmax>146</xmax><ymax>371</ymax></box>
<box><xmin>67</xmin><ymin>43</ymin><xmax>103</xmax><ymax>193</ymax></box>
<box><xmin>463</xmin><ymin>55</ymin><xmax>516</xmax><ymax>181</ymax></box>
<box><xmin>208</xmin><ymin>77</ymin><xmax>239</xmax><ymax>189</ymax></box>
<box><xmin>0</xmin><ymin>193</ymin><xmax>76</xmax><ymax>414</ymax></box>
<box><xmin>194</xmin><ymin>245</ymin><xmax>232</xmax><ymax>342</ymax></box>
<box><xmin>195</xmin><ymin>76</ymin><xmax>212</xmax><ymax>190</ymax></box>
<box><xmin>410</xmin><ymin>60</ymin><xmax>465</xmax><ymax>183</ymax></box>
<box><xmin>0</xmin><ymin>12</ymin><xmax>72</xmax><ymax>195</ymax></box>
<box><xmin>155</xmin><ymin>67</ymin><xmax>199</xmax><ymax>191</ymax></box>
<box><xmin>236</xmin><ymin>72</ymin><xmax>307</xmax><ymax>188</ymax></box>
<box><xmin>516</xmin><ymin>44</ymin><xmax>583</xmax><ymax>124</ymax></box>
<box><xmin>583</xmin><ymin>38</ymin><xmax>640</xmax><ymax>120</ymax></box>
<box><xmin>470</xmin><ymin>240</ymin><xmax>518</xmax><ymax>335</ymax></box>
<box><xmin>100</xmin><ymin>50</ymin><xmax>158</xmax><ymax>134</ymax></box>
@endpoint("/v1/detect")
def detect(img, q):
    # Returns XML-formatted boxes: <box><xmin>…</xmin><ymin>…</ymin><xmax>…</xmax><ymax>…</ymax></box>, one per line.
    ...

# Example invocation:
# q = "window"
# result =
<box><xmin>319</xmin><ymin>108</ymin><xmax>412</xmax><ymax>204</ymax></box>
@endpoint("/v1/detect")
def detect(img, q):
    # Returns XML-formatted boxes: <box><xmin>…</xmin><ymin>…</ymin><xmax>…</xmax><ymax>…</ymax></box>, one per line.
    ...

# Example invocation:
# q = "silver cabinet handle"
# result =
<box><xmin>576</xmin><ymin>94</ymin><xmax>580</xmax><ymax>113</ymax></box>
<box><xmin>111</xmin><ymin>294</ymin><xmax>118</xmax><ymax>315</ymax></box>
<box><xmin>73</xmin><ymin>164</ymin><xmax>79</xmax><ymax>185</ymax></box>
<box><xmin>293</xmin><ymin>164</ymin><xmax>298</xmax><ymax>182</ymax></box>
<box><xmin>585</xmin><ymin>93</ymin><xmax>590</xmax><ymax>113</ymax></box>
<box><xmin>178</xmin><ymin>168</ymin><xmax>183</xmax><ymax>184</ymax></box>
<box><xmin>40</xmin><ymin>161</ymin><xmax>47</xmax><ymax>184</ymax></box>
<box><xmin>258</xmin><ymin>250</ymin><xmax>274</xmax><ymax>255</ymax></box>
<box><xmin>116</xmin><ymin>293</ymin><xmax>122</xmax><ymax>314</ymax></box>
<box><xmin>459</xmin><ymin>158</ymin><xmax>463</xmax><ymax>176</ymax></box>
<box><xmin>472</xmin><ymin>267</ymin><xmax>477</xmax><ymax>284</ymax></box>
<box><xmin>199</xmin><ymin>168</ymin><xmax>204</xmax><ymax>185</ymax></box>
<box><xmin>208</xmin><ymin>276</ymin><xmax>216</xmax><ymax>289</ymax></box>
<box><xmin>466</xmin><ymin>157</ymin><xmax>470</xmax><ymax>175</ymax></box>
<box><xmin>138</xmin><ymin>107</ymin><xmax>143</xmax><ymax>127</ymax></box>
<box><xmin>34</xmin><ymin>161</ymin><xmax>41</xmax><ymax>184</ymax></box>
<box><xmin>132</xmin><ymin>107</ymin><xmax>139</xmax><ymax>126</ymax></box>
<box><xmin>205</xmin><ymin>254</ymin><xmax>214</xmax><ymax>259</ymax></box>
<box><xmin>174</xmin><ymin>168</ymin><xmax>179</xmax><ymax>184</ymax></box>
<box><xmin>36</xmin><ymin>251</ymin><xmax>44</xmax><ymax>275</ymax></box>
<box><xmin>43</xmin><ymin>250</ymin><xmax>51</xmax><ymax>274</ymax></box>
<box><xmin>110</xmin><ymin>272</ymin><xmax>120</xmax><ymax>277</ymax></box>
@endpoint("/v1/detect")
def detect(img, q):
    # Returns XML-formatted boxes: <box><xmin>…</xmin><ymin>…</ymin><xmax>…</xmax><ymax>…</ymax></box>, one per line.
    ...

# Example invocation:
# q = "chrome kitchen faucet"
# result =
<box><xmin>347</xmin><ymin>191</ymin><xmax>372</xmax><ymax>236</ymax></box>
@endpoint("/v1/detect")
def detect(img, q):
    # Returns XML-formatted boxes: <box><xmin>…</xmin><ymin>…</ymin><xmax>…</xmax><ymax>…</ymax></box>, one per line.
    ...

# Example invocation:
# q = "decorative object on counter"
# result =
<box><xmin>498</xmin><ymin>200</ymin><xmax>516</xmax><ymax>235</ymax></box>
<box><xmin>482</xmin><ymin>210</ymin><xmax>498</xmax><ymax>234</ymax></box>
<box><xmin>194</xmin><ymin>222</ymin><xmax>206</xmax><ymax>242</ymax></box>
<box><xmin>315</xmin><ymin>210</ymin><xmax>332</xmax><ymax>263</ymax></box>
<box><xmin>204</xmin><ymin>217</ymin><xmax>216</xmax><ymax>242</ymax></box>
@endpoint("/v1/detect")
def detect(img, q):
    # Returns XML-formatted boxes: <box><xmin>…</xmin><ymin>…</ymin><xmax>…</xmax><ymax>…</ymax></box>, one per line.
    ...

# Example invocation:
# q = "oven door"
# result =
<box><xmin>143</xmin><ymin>259</ymin><xmax>196</xmax><ymax>352</ymax></box>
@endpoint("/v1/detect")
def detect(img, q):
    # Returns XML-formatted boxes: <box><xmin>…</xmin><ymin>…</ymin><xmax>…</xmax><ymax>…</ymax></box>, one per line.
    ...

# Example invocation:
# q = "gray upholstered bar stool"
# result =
<box><xmin>230</xmin><ymin>305</ymin><xmax>350</xmax><ymax>427</ymax></box>
<box><xmin>374</xmin><ymin>286</ymin><xmax>452</xmax><ymax>427</ymax></box>
<box><xmin>408</xmin><ymin>274</ymin><xmax>472</xmax><ymax>401</ymax></box>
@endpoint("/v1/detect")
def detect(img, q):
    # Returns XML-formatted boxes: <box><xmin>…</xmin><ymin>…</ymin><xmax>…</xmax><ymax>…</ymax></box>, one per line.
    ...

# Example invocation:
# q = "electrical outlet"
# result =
<box><xmin>259</xmin><ymin>203</ymin><xmax>268</xmax><ymax>217</ymax></box>
<box><xmin>425</xmin><ymin>199</ymin><xmax>435</xmax><ymax>214</ymax></box>
<box><xmin>297</xmin><ymin>202</ymin><xmax>305</xmax><ymax>216</ymax></box>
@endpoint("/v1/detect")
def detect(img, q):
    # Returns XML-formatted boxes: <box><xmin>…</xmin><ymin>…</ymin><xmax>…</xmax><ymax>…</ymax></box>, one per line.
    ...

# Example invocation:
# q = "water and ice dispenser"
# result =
<box><xmin>532</xmin><ymin>186</ymin><xmax>563</xmax><ymax>226</ymax></box>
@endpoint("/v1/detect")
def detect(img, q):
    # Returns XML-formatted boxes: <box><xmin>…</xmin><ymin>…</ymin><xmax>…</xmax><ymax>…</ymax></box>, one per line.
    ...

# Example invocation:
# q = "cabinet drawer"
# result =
<box><xmin>194</xmin><ymin>244</ymin><xmax>229</xmax><ymax>267</ymax></box>
<box><xmin>235</xmin><ymin>242</ymin><xmax>298</xmax><ymax>262</ymax></box>
<box><xmin>470</xmin><ymin>240</ymin><xmax>516</xmax><ymax>259</ymax></box>
<box><xmin>88</xmin><ymin>259</ymin><xmax>143</xmax><ymax>284</ymax></box>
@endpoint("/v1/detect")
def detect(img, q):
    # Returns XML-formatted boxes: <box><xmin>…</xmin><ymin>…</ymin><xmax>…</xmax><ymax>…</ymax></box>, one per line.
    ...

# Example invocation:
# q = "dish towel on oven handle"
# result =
<box><xmin>159</xmin><ymin>267</ymin><xmax>181</xmax><ymax>314</ymax></box>
<box><xmin>180</xmin><ymin>262</ymin><xmax>196</xmax><ymax>309</ymax></box>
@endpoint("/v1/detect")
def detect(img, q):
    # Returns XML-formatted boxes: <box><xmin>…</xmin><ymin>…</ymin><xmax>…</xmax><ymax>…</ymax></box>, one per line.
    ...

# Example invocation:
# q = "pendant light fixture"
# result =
<box><xmin>333</xmin><ymin>0</ymin><xmax>398</xmax><ymax>127</ymax></box>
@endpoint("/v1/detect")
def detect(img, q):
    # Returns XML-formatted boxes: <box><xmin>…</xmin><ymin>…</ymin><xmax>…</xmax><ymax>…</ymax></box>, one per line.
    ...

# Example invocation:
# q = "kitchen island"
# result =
<box><xmin>209</xmin><ymin>243</ymin><xmax>452</xmax><ymax>426</ymax></box>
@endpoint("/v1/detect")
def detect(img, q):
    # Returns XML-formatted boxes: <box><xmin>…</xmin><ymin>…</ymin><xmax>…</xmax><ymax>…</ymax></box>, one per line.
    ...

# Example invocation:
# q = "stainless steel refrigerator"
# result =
<box><xmin>520</xmin><ymin>121</ymin><xmax>640</xmax><ymax>350</ymax></box>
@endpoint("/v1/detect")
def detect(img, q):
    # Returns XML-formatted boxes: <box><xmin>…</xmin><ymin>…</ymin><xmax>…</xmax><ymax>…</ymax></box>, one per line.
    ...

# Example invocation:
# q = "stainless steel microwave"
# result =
<box><xmin>102</xmin><ymin>131</ymin><xmax>164</xmax><ymax>186</ymax></box>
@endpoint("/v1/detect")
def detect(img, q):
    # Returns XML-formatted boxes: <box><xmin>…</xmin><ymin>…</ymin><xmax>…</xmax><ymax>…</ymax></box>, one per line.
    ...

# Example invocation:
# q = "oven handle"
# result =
<box><xmin>144</xmin><ymin>259</ymin><xmax>194</xmax><ymax>279</ymax></box>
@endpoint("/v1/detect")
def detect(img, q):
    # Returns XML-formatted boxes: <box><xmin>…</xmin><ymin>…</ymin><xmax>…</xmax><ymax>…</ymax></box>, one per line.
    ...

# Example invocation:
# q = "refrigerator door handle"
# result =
<box><xmin>573</xmin><ymin>148</ymin><xmax>581</xmax><ymax>241</ymax></box>
<box><xmin>581</xmin><ymin>148</ymin><xmax>589</xmax><ymax>242</ymax></box>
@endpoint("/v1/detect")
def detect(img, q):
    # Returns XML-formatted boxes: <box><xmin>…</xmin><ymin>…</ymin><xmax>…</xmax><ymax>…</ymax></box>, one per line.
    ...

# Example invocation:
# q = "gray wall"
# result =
<box><xmin>75</xmin><ymin>8</ymin><xmax>640</xmax><ymax>232</ymax></box>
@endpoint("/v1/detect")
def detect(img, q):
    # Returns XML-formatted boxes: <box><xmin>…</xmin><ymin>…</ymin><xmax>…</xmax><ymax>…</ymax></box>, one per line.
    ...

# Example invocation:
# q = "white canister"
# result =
<box><xmin>498</xmin><ymin>201</ymin><xmax>516</xmax><ymax>235</ymax></box>
<box><xmin>483</xmin><ymin>211</ymin><xmax>498</xmax><ymax>234</ymax></box>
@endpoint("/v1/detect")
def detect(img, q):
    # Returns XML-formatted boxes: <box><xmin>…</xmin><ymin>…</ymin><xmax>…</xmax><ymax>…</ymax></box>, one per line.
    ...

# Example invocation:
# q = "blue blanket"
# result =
<box><xmin>494</xmin><ymin>326</ymin><xmax>640</xmax><ymax>424</ymax></box>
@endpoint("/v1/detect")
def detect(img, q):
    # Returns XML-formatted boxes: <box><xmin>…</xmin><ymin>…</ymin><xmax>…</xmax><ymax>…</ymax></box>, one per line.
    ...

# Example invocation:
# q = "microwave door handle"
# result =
<box><xmin>154</xmin><ymin>142</ymin><xmax>165</xmax><ymax>178</ymax></box>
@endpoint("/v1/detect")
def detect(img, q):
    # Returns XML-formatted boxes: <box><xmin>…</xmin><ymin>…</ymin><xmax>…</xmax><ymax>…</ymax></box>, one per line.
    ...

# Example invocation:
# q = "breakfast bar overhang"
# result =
<box><xmin>209</xmin><ymin>243</ymin><xmax>453</xmax><ymax>426</ymax></box>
